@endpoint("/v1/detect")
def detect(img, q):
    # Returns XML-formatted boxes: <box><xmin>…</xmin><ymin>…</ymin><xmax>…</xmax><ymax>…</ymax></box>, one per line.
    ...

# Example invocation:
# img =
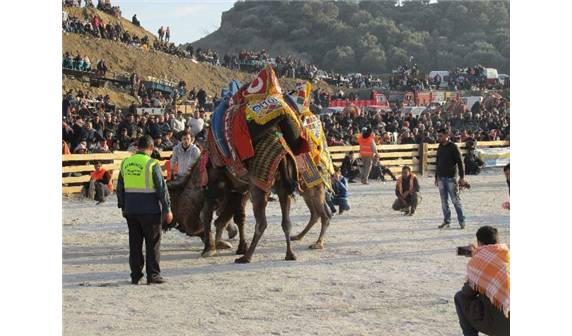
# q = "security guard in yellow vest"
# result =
<box><xmin>117</xmin><ymin>136</ymin><xmax>173</xmax><ymax>285</ymax></box>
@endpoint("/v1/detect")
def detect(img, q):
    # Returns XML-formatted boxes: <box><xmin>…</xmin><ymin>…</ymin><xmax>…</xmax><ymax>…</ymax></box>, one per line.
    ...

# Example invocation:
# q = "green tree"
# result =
<box><xmin>323</xmin><ymin>46</ymin><xmax>356</xmax><ymax>72</ymax></box>
<box><xmin>360</xmin><ymin>47</ymin><xmax>387</xmax><ymax>73</ymax></box>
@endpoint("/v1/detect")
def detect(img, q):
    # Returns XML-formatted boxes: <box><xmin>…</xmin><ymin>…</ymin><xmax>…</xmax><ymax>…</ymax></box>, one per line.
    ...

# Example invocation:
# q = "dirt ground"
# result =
<box><xmin>63</xmin><ymin>169</ymin><xmax>509</xmax><ymax>336</ymax></box>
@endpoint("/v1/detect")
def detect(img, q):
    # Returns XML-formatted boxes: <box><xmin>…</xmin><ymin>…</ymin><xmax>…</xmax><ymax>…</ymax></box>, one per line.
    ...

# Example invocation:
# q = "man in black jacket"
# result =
<box><xmin>340</xmin><ymin>152</ymin><xmax>360</xmax><ymax>183</ymax></box>
<box><xmin>435</xmin><ymin>128</ymin><xmax>467</xmax><ymax>229</ymax></box>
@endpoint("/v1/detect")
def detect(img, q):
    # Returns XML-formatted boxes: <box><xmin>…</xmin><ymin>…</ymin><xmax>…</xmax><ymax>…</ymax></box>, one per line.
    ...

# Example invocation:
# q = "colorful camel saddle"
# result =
<box><xmin>241</xmin><ymin>65</ymin><xmax>302</xmax><ymax>129</ymax></box>
<box><xmin>208</xmin><ymin>66</ymin><xmax>310</xmax><ymax>190</ymax></box>
<box><xmin>211</xmin><ymin>79</ymin><xmax>243</xmax><ymax>158</ymax></box>
<box><xmin>285</xmin><ymin>82</ymin><xmax>335</xmax><ymax>190</ymax></box>
<box><xmin>249</xmin><ymin>129</ymin><xmax>297</xmax><ymax>193</ymax></box>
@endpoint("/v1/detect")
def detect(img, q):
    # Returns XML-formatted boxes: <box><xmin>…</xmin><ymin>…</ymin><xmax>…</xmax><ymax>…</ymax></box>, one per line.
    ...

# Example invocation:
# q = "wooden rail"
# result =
<box><xmin>62</xmin><ymin>151</ymin><xmax>172</xmax><ymax>194</ymax></box>
<box><xmin>62</xmin><ymin>141</ymin><xmax>509</xmax><ymax>194</ymax></box>
<box><xmin>424</xmin><ymin>140</ymin><xmax>510</xmax><ymax>175</ymax></box>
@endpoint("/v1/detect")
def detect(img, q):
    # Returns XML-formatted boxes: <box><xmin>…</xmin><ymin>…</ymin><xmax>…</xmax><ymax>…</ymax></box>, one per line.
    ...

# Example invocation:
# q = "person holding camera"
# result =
<box><xmin>435</xmin><ymin>128</ymin><xmax>466</xmax><ymax>229</ymax></box>
<box><xmin>455</xmin><ymin>226</ymin><xmax>510</xmax><ymax>336</ymax></box>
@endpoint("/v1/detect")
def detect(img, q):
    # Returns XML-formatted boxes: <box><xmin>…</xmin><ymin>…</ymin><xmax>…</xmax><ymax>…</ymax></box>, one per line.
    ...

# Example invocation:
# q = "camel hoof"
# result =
<box><xmin>236</xmin><ymin>243</ymin><xmax>249</xmax><ymax>255</ymax></box>
<box><xmin>285</xmin><ymin>251</ymin><xmax>297</xmax><ymax>261</ymax></box>
<box><xmin>201</xmin><ymin>249</ymin><xmax>216</xmax><ymax>258</ymax></box>
<box><xmin>309</xmin><ymin>242</ymin><xmax>324</xmax><ymax>250</ymax></box>
<box><xmin>235</xmin><ymin>256</ymin><xmax>251</xmax><ymax>264</ymax></box>
<box><xmin>290</xmin><ymin>234</ymin><xmax>303</xmax><ymax>241</ymax></box>
<box><xmin>216</xmin><ymin>240</ymin><xmax>233</xmax><ymax>250</ymax></box>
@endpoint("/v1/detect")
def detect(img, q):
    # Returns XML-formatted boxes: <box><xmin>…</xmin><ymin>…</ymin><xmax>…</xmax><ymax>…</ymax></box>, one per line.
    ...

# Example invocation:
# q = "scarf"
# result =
<box><xmin>466</xmin><ymin>244</ymin><xmax>510</xmax><ymax>317</ymax></box>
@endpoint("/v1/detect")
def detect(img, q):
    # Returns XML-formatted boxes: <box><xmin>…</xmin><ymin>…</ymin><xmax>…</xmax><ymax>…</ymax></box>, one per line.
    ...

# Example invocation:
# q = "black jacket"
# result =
<box><xmin>435</xmin><ymin>141</ymin><xmax>464</xmax><ymax>180</ymax></box>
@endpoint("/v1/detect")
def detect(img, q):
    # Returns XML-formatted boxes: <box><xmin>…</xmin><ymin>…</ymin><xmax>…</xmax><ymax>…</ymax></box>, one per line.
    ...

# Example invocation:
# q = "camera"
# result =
<box><xmin>457</xmin><ymin>246</ymin><xmax>472</xmax><ymax>257</ymax></box>
<box><xmin>459</xmin><ymin>182</ymin><xmax>471</xmax><ymax>190</ymax></box>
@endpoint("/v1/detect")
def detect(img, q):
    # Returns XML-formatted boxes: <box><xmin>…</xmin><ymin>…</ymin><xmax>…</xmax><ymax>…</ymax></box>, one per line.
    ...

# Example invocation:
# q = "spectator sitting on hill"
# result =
<box><xmin>63</xmin><ymin>53</ymin><xmax>74</xmax><ymax>69</ymax></box>
<box><xmin>132</xmin><ymin>14</ymin><xmax>140</xmax><ymax>26</ymax></box>
<box><xmin>82</xmin><ymin>55</ymin><xmax>91</xmax><ymax>71</ymax></box>
<box><xmin>96</xmin><ymin>59</ymin><xmax>108</xmax><ymax>75</ymax></box>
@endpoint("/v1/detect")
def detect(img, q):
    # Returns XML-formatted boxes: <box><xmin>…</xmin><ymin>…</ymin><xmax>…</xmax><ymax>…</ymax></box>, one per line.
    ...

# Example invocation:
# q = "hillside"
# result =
<box><xmin>62</xmin><ymin>9</ymin><xmax>332</xmax><ymax>108</ymax></box>
<box><xmin>194</xmin><ymin>0</ymin><xmax>510</xmax><ymax>74</ymax></box>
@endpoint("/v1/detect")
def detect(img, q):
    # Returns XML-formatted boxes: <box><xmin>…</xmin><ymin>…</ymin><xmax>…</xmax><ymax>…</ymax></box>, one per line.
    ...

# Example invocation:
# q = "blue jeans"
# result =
<box><xmin>438</xmin><ymin>177</ymin><xmax>465</xmax><ymax>224</ymax></box>
<box><xmin>333</xmin><ymin>197</ymin><xmax>350</xmax><ymax>211</ymax></box>
<box><xmin>454</xmin><ymin>291</ymin><xmax>479</xmax><ymax>336</ymax></box>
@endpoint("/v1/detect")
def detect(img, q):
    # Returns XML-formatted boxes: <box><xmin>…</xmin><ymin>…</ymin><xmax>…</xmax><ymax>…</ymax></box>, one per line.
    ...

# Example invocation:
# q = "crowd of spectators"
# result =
<box><xmin>62</xmin><ymin>3</ymin><xmax>509</xmax><ymax>154</ymax></box>
<box><xmin>62</xmin><ymin>52</ymin><xmax>109</xmax><ymax>75</ymax></box>
<box><xmin>63</xmin><ymin>89</ymin><xmax>211</xmax><ymax>157</ymax></box>
<box><xmin>318</xmin><ymin>94</ymin><xmax>509</xmax><ymax>147</ymax></box>
<box><xmin>63</xmin><ymin>12</ymin><xmax>151</xmax><ymax>49</ymax></box>
<box><xmin>388</xmin><ymin>62</ymin><xmax>430</xmax><ymax>91</ymax></box>
<box><xmin>63</xmin><ymin>0</ymin><xmax>120</xmax><ymax>17</ymax></box>
<box><xmin>157</xmin><ymin>26</ymin><xmax>170</xmax><ymax>42</ymax></box>
<box><xmin>62</xmin><ymin>3</ymin><xmax>391</xmax><ymax>87</ymax></box>
<box><xmin>63</xmin><ymin>52</ymin><xmax>92</xmax><ymax>72</ymax></box>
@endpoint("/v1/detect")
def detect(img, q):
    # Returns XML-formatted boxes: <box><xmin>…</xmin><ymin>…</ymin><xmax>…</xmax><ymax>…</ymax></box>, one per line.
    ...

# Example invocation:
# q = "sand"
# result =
<box><xmin>63</xmin><ymin>169</ymin><xmax>509</xmax><ymax>336</ymax></box>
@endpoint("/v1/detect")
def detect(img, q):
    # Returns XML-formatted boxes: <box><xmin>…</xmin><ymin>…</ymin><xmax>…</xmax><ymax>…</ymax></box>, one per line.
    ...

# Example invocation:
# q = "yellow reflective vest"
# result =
<box><xmin>121</xmin><ymin>153</ymin><xmax>159</xmax><ymax>193</ymax></box>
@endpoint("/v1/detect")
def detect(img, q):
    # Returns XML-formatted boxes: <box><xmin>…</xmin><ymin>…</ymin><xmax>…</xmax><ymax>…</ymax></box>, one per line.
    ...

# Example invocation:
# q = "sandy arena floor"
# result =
<box><xmin>63</xmin><ymin>169</ymin><xmax>509</xmax><ymax>336</ymax></box>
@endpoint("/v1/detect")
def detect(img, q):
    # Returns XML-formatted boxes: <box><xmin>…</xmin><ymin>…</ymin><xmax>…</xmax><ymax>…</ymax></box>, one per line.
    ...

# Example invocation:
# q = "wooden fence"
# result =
<box><xmin>423</xmin><ymin>140</ymin><xmax>510</xmax><ymax>175</ymax></box>
<box><xmin>62</xmin><ymin>151</ymin><xmax>172</xmax><ymax>194</ymax></box>
<box><xmin>62</xmin><ymin>141</ymin><xmax>509</xmax><ymax>194</ymax></box>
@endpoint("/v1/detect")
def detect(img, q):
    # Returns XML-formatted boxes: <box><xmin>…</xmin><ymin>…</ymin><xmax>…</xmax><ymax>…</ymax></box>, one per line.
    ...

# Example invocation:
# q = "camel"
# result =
<box><xmin>165</xmin><ymin>76</ymin><xmax>335</xmax><ymax>262</ymax></box>
<box><xmin>201</xmin><ymin>81</ymin><xmax>335</xmax><ymax>252</ymax></box>
<box><xmin>200</xmin><ymin>66</ymin><xmax>308</xmax><ymax>263</ymax></box>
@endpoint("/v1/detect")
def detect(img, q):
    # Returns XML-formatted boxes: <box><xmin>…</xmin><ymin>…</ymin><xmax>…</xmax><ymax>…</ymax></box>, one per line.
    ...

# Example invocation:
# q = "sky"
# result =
<box><xmin>113</xmin><ymin>0</ymin><xmax>237</xmax><ymax>45</ymax></box>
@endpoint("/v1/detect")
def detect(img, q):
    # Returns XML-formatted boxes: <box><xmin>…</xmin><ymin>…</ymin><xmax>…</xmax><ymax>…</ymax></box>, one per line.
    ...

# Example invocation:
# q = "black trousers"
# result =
<box><xmin>370</xmin><ymin>166</ymin><xmax>397</xmax><ymax>181</ymax></box>
<box><xmin>343</xmin><ymin>168</ymin><xmax>360</xmax><ymax>182</ymax></box>
<box><xmin>392</xmin><ymin>192</ymin><xmax>418</xmax><ymax>212</ymax></box>
<box><xmin>94</xmin><ymin>182</ymin><xmax>110</xmax><ymax>202</ymax></box>
<box><xmin>125</xmin><ymin>214</ymin><xmax>162</xmax><ymax>280</ymax></box>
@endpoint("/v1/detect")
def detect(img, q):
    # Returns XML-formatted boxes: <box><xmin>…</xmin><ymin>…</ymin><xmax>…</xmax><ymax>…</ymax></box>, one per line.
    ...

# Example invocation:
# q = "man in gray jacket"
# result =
<box><xmin>170</xmin><ymin>131</ymin><xmax>200</xmax><ymax>180</ymax></box>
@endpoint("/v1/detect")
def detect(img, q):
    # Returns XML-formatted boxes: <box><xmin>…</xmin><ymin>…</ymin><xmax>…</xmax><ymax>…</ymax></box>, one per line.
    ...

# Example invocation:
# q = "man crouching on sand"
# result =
<box><xmin>455</xmin><ymin>226</ymin><xmax>510</xmax><ymax>336</ymax></box>
<box><xmin>326</xmin><ymin>166</ymin><xmax>350</xmax><ymax>215</ymax></box>
<box><xmin>392</xmin><ymin>166</ymin><xmax>420</xmax><ymax>216</ymax></box>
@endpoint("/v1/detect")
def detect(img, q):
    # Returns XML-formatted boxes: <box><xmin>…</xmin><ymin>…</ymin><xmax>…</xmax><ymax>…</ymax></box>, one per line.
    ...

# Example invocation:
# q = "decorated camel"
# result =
<box><xmin>165</xmin><ymin>68</ymin><xmax>336</xmax><ymax>262</ymax></box>
<box><xmin>168</xmin><ymin>66</ymin><xmax>307</xmax><ymax>263</ymax></box>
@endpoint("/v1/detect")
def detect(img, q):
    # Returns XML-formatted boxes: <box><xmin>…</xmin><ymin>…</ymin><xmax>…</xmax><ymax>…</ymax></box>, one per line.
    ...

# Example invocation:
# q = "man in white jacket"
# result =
<box><xmin>170</xmin><ymin>131</ymin><xmax>200</xmax><ymax>180</ymax></box>
<box><xmin>170</xmin><ymin>111</ymin><xmax>186</xmax><ymax>134</ymax></box>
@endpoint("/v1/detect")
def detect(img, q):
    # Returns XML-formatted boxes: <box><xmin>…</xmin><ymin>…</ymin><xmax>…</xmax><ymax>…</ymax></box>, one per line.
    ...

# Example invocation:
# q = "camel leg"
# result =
<box><xmin>200</xmin><ymin>200</ymin><xmax>217</xmax><ymax>257</ymax></box>
<box><xmin>235</xmin><ymin>186</ymin><xmax>268</xmax><ymax>264</ymax></box>
<box><xmin>235</xmin><ymin>193</ymin><xmax>249</xmax><ymax>255</ymax></box>
<box><xmin>310</xmin><ymin>200</ymin><xmax>330</xmax><ymax>249</ymax></box>
<box><xmin>214</xmin><ymin>206</ymin><xmax>233</xmax><ymax>250</ymax></box>
<box><xmin>291</xmin><ymin>193</ymin><xmax>319</xmax><ymax>241</ymax></box>
<box><xmin>310</xmin><ymin>186</ymin><xmax>330</xmax><ymax>250</ymax></box>
<box><xmin>277</xmin><ymin>183</ymin><xmax>296</xmax><ymax>261</ymax></box>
